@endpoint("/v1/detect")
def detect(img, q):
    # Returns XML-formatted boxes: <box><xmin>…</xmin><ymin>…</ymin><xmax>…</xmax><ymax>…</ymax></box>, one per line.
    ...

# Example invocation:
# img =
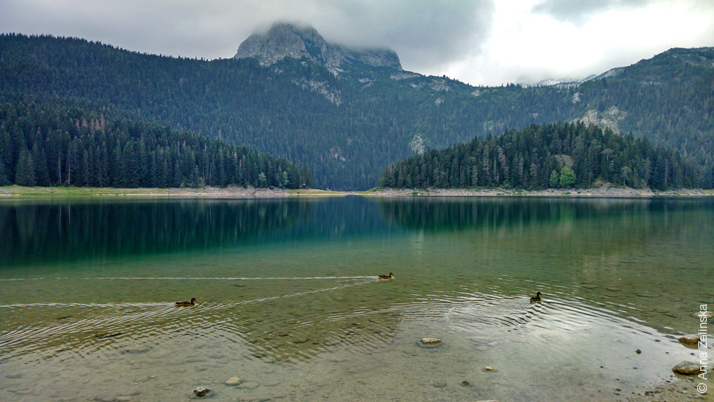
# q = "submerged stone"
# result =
<box><xmin>672</xmin><ymin>361</ymin><xmax>700</xmax><ymax>375</ymax></box>
<box><xmin>225</xmin><ymin>376</ymin><xmax>241</xmax><ymax>385</ymax></box>
<box><xmin>678</xmin><ymin>334</ymin><xmax>701</xmax><ymax>345</ymax></box>
<box><xmin>193</xmin><ymin>387</ymin><xmax>210</xmax><ymax>397</ymax></box>
<box><xmin>419</xmin><ymin>338</ymin><xmax>442</xmax><ymax>347</ymax></box>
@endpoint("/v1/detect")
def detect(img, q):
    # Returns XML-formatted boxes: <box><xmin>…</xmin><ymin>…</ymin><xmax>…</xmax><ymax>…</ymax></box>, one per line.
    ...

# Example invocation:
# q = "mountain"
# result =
<box><xmin>235</xmin><ymin>22</ymin><xmax>402</xmax><ymax>73</ymax></box>
<box><xmin>1</xmin><ymin>28</ymin><xmax>712</xmax><ymax>189</ymax></box>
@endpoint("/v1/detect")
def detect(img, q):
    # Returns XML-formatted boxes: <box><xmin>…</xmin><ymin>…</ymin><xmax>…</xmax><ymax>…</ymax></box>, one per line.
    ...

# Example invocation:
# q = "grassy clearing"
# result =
<box><xmin>0</xmin><ymin>186</ymin><xmax>156</xmax><ymax>198</ymax></box>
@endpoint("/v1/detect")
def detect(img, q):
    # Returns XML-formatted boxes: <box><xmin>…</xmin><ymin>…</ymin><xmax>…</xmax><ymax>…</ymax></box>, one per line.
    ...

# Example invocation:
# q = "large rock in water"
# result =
<box><xmin>678</xmin><ymin>334</ymin><xmax>701</xmax><ymax>345</ymax></box>
<box><xmin>672</xmin><ymin>361</ymin><xmax>700</xmax><ymax>375</ymax></box>
<box><xmin>235</xmin><ymin>22</ymin><xmax>402</xmax><ymax>72</ymax></box>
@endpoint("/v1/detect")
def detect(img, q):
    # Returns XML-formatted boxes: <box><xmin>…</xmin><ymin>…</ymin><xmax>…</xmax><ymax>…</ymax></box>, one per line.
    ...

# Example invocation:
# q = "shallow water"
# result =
<box><xmin>0</xmin><ymin>196</ymin><xmax>712</xmax><ymax>401</ymax></box>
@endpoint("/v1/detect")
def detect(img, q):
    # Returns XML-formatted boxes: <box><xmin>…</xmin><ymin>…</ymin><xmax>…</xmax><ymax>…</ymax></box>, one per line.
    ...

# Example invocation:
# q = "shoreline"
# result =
<box><xmin>0</xmin><ymin>186</ymin><xmax>352</xmax><ymax>199</ymax></box>
<box><xmin>365</xmin><ymin>187</ymin><xmax>714</xmax><ymax>198</ymax></box>
<box><xmin>1</xmin><ymin>185</ymin><xmax>713</xmax><ymax>199</ymax></box>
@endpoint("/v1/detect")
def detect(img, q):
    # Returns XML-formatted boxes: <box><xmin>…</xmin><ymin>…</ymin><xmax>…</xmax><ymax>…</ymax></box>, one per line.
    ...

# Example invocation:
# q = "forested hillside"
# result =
<box><xmin>0</xmin><ymin>101</ymin><xmax>310</xmax><ymax>188</ymax></box>
<box><xmin>379</xmin><ymin>122</ymin><xmax>707</xmax><ymax>190</ymax></box>
<box><xmin>1</xmin><ymin>33</ymin><xmax>712</xmax><ymax>189</ymax></box>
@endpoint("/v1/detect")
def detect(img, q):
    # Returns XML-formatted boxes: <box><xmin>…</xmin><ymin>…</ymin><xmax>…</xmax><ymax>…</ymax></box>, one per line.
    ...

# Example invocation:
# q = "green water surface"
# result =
<box><xmin>0</xmin><ymin>196</ymin><xmax>712</xmax><ymax>401</ymax></box>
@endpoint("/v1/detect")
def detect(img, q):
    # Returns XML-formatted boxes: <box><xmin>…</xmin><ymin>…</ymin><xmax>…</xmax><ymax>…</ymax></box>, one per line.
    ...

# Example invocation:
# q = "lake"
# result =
<box><xmin>0</xmin><ymin>196</ymin><xmax>712</xmax><ymax>401</ymax></box>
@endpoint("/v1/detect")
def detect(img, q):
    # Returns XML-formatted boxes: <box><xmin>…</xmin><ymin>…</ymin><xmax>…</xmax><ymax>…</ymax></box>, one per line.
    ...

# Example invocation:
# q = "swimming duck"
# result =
<box><xmin>530</xmin><ymin>292</ymin><xmax>542</xmax><ymax>303</ymax></box>
<box><xmin>175</xmin><ymin>297</ymin><xmax>197</xmax><ymax>306</ymax></box>
<box><xmin>378</xmin><ymin>272</ymin><xmax>395</xmax><ymax>280</ymax></box>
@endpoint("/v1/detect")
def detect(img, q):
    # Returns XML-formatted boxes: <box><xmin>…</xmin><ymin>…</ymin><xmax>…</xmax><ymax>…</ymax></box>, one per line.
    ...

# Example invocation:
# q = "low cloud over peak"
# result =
<box><xmin>1</xmin><ymin>0</ymin><xmax>712</xmax><ymax>86</ymax></box>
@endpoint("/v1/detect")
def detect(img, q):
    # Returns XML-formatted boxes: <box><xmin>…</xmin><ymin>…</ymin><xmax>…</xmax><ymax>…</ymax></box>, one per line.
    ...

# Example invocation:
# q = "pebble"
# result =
<box><xmin>226</xmin><ymin>376</ymin><xmax>241</xmax><ymax>385</ymax></box>
<box><xmin>483</xmin><ymin>367</ymin><xmax>497</xmax><ymax>372</ymax></box>
<box><xmin>419</xmin><ymin>338</ymin><xmax>442</xmax><ymax>347</ymax></box>
<box><xmin>132</xmin><ymin>376</ymin><xmax>153</xmax><ymax>383</ymax></box>
<box><xmin>433</xmin><ymin>381</ymin><xmax>447</xmax><ymax>388</ymax></box>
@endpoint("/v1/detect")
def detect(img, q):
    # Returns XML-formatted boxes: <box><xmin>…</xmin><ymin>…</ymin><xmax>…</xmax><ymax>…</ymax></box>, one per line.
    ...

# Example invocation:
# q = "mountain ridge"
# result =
<box><xmin>234</xmin><ymin>22</ymin><xmax>402</xmax><ymax>73</ymax></box>
<box><xmin>1</xmin><ymin>31</ymin><xmax>712</xmax><ymax>189</ymax></box>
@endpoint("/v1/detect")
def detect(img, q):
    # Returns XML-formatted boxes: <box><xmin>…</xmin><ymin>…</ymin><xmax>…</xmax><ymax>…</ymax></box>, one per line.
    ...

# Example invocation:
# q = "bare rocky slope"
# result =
<box><xmin>235</xmin><ymin>22</ymin><xmax>402</xmax><ymax>72</ymax></box>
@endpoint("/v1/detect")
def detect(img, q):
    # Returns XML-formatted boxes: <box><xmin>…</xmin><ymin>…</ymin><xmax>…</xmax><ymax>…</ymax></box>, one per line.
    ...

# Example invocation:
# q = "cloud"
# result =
<box><xmin>305</xmin><ymin>0</ymin><xmax>495</xmax><ymax>72</ymax></box>
<box><xmin>0</xmin><ymin>0</ymin><xmax>495</xmax><ymax>73</ymax></box>
<box><xmin>1</xmin><ymin>0</ymin><xmax>712</xmax><ymax>87</ymax></box>
<box><xmin>531</xmin><ymin>0</ymin><xmax>714</xmax><ymax>25</ymax></box>
<box><xmin>448</xmin><ymin>0</ymin><xmax>714</xmax><ymax>86</ymax></box>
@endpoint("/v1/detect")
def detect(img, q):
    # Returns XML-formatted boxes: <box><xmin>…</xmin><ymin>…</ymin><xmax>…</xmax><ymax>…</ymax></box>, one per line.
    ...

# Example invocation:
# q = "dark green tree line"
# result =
<box><xmin>380</xmin><ymin>122</ymin><xmax>703</xmax><ymax>190</ymax></box>
<box><xmin>0</xmin><ymin>101</ymin><xmax>312</xmax><ymax>189</ymax></box>
<box><xmin>1</xmin><ymin>34</ymin><xmax>712</xmax><ymax>189</ymax></box>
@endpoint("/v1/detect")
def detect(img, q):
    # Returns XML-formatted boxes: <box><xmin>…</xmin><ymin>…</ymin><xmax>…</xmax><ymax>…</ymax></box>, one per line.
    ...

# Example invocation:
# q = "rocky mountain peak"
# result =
<box><xmin>234</xmin><ymin>22</ymin><xmax>402</xmax><ymax>72</ymax></box>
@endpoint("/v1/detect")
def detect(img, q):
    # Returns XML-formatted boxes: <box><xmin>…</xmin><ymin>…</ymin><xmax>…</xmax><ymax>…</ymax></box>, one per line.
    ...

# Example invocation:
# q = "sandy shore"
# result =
<box><xmin>365</xmin><ymin>187</ymin><xmax>714</xmax><ymax>198</ymax></box>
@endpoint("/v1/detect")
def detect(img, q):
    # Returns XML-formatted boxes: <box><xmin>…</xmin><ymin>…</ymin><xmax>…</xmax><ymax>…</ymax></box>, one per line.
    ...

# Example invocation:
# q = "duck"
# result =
<box><xmin>530</xmin><ymin>292</ymin><xmax>542</xmax><ymax>303</ymax></box>
<box><xmin>378</xmin><ymin>272</ymin><xmax>395</xmax><ymax>280</ymax></box>
<box><xmin>175</xmin><ymin>297</ymin><xmax>197</xmax><ymax>306</ymax></box>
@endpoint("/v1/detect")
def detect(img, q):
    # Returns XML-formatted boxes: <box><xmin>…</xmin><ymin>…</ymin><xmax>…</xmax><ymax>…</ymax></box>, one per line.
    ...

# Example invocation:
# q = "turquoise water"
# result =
<box><xmin>0</xmin><ymin>196</ymin><xmax>712</xmax><ymax>401</ymax></box>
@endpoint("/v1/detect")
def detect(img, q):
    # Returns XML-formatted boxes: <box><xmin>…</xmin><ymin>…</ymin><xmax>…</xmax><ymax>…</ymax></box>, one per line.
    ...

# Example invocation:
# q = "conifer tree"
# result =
<box><xmin>0</xmin><ymin>101</ymin><xmax>308</xmax><ymax>189</ymax></box>
<box><xmin>0</xmin><ymin>156</ymin><xmax>8</xmax><ymax>185</ymax></box>
<box><xmin>15</xmin><ymin>149</ymin><xmax>36</xmax><ymax>186</ymax></box>
<box><xmin>549</xmin><ymin>170</ymin><xmax>560</xmax><ymax>188</ymax></box>
<box><xmin>380</xmin><ymin>122</ymin><xmax>701</xmax><ymax>190</ymax></box>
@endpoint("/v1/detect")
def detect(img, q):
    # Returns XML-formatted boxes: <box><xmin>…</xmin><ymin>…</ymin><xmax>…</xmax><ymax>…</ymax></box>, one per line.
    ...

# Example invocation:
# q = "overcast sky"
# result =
<box><xmin>1</xmin><ymin>0</ymin><xmax>713</xmax><ymax>86</ymax></box>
